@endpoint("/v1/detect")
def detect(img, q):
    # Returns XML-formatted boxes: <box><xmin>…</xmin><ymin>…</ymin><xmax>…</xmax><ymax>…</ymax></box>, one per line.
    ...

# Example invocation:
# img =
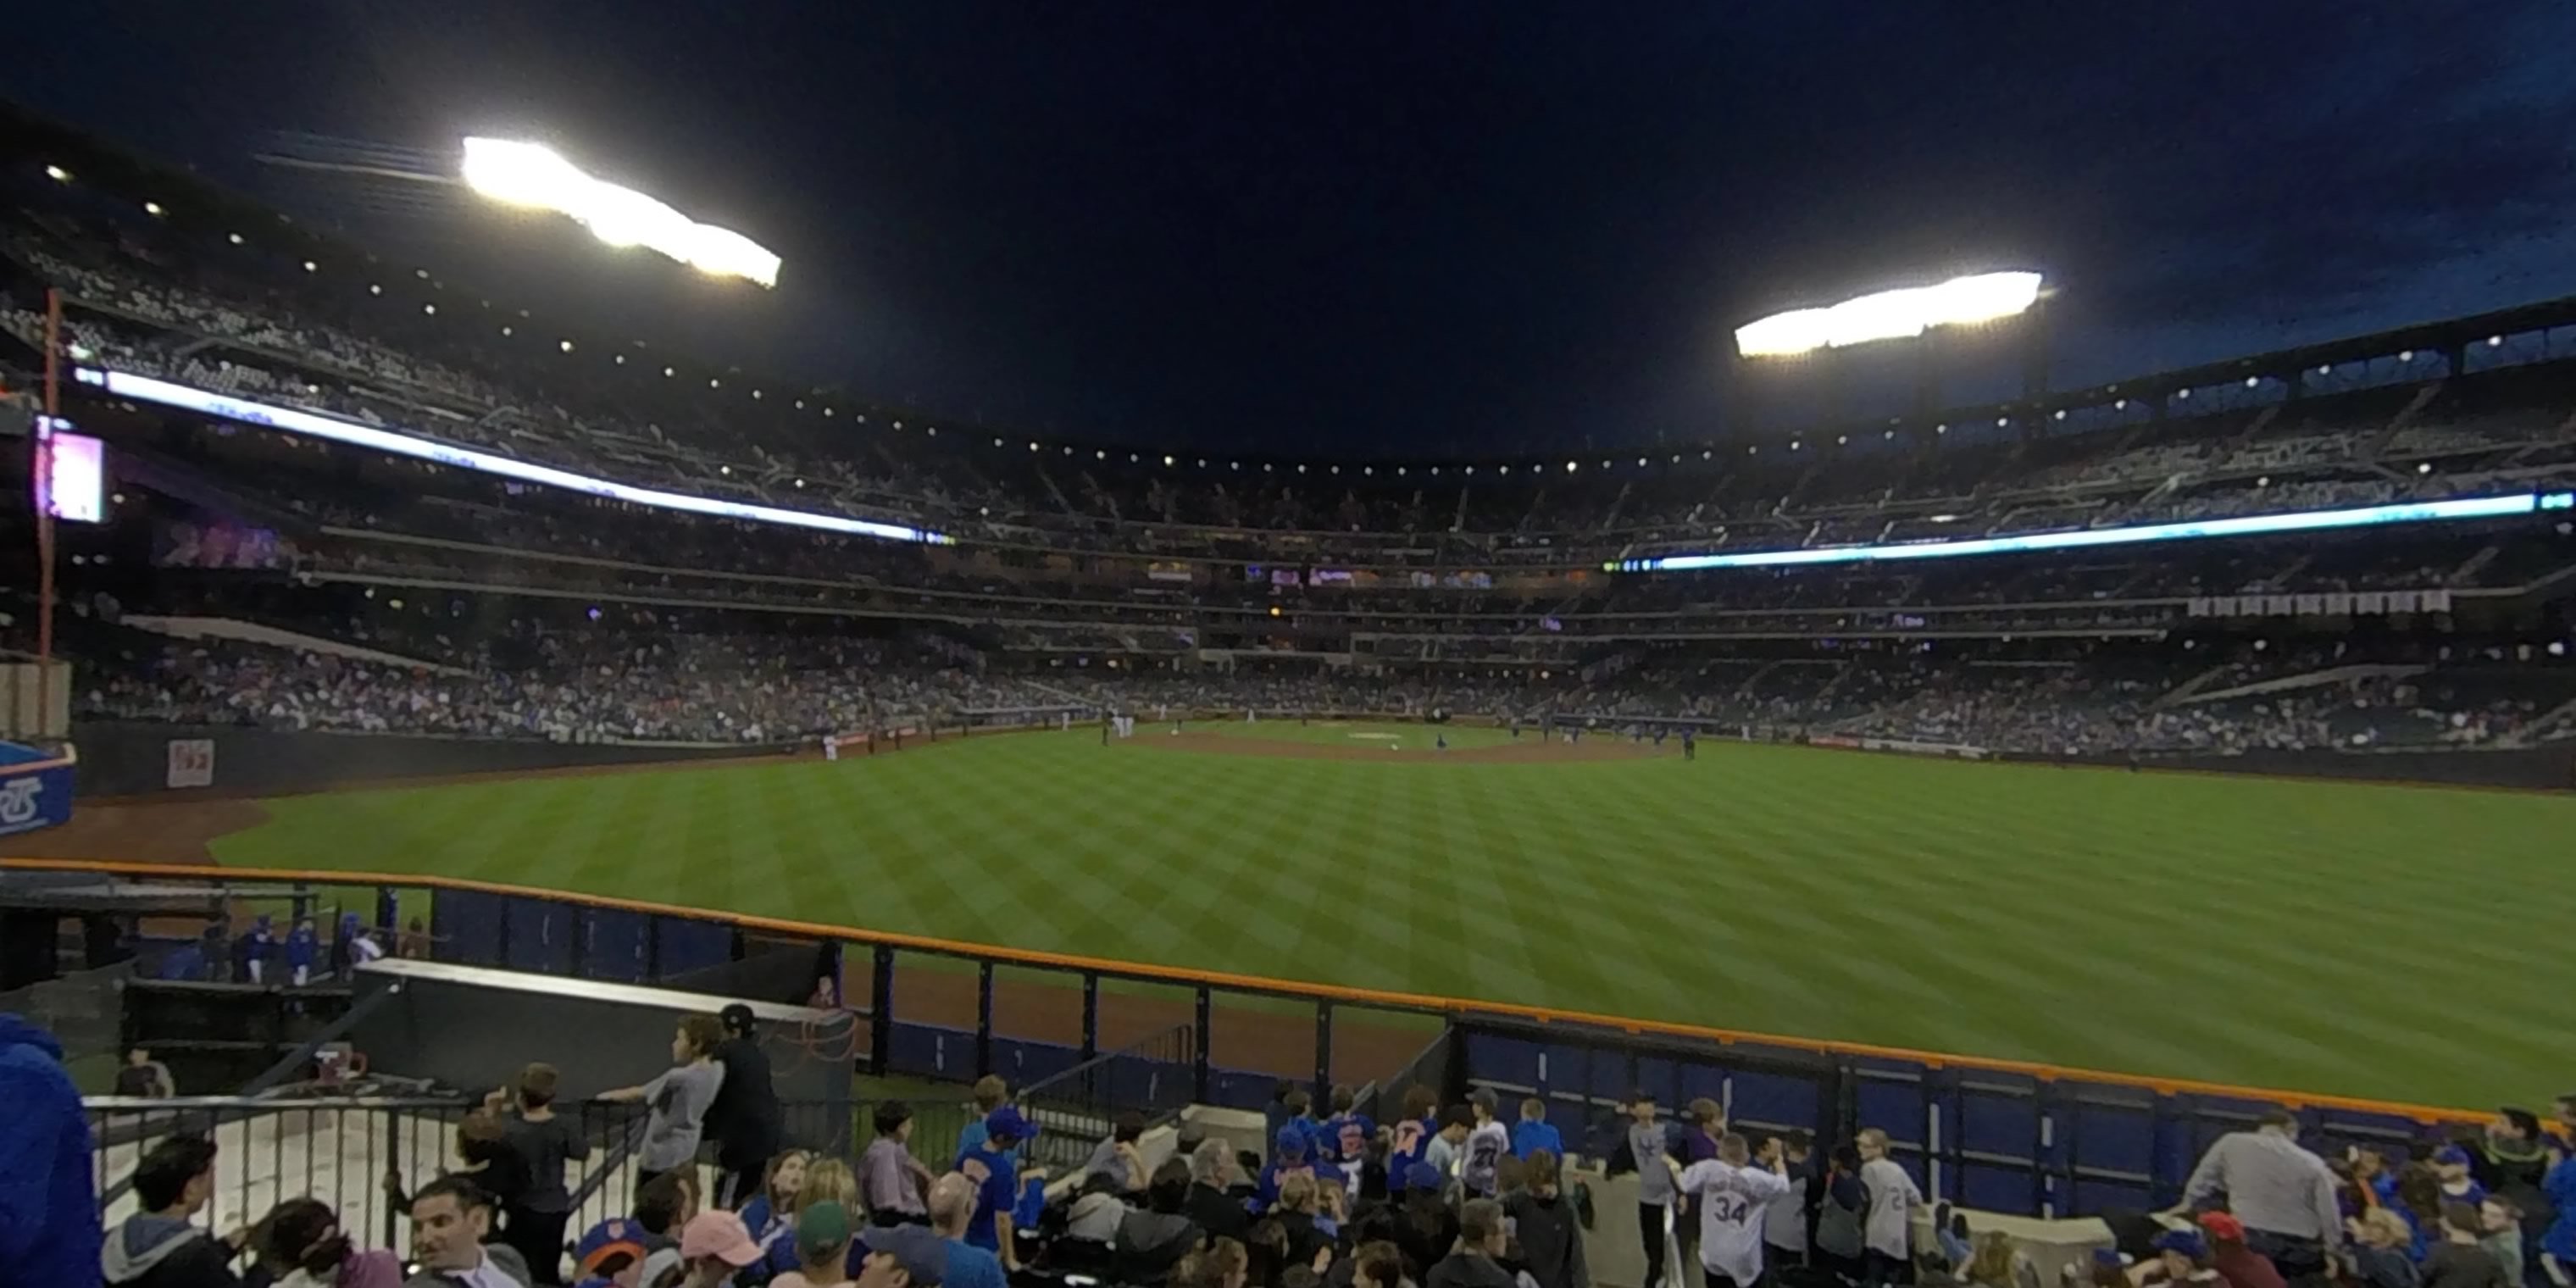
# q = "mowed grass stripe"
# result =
<box><xmin>217</xmin><ymin>729</ymin><xmax>2576</xmax><ymax>1108</ymax></box>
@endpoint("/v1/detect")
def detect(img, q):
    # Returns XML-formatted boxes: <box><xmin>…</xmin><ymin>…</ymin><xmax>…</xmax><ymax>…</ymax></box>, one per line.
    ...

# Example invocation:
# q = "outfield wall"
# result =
<box><xmin>0</xmin><ymin>858</ymin><xmax>2489</xmax><ymax>1225</ymax></box>
<box><xmin>2011</xmin><ymin>743</ymin><xmax>2576</xmax><ymax>791</ymax></box>
<box><xmin>69</xmin><ymin>719</ymin><xmax>796</xmax><ymax>797</ymax></box>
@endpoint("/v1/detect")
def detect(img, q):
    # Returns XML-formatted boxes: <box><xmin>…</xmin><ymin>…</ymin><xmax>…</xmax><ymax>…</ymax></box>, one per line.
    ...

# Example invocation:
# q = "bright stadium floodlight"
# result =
<box><xmin>459</xmin><ymin>137</ymin><xmax>781</xmax><ymax>288</ymax></box>
<box><xmin>1735</xmin><ymin>271</ymin><xmax>2043</xmax><ymax>358</ymax></box>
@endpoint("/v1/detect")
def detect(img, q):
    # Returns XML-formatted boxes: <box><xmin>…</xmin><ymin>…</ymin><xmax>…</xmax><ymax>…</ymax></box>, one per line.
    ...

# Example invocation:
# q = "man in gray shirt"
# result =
<box><xmin>1625</xmin><ymin>1092</ymin><xmax>1678</xmax><ymax>1288</ymax></box>
<box><xmin>2172</xmin><ymin>1110</ymin><xmax>2342</xmax><ymax>1280</ymax></box>
<box><xmin>602</xmin><ymin>1013</ymin><xmax>728</xmax><ymax>1185</ymax></box>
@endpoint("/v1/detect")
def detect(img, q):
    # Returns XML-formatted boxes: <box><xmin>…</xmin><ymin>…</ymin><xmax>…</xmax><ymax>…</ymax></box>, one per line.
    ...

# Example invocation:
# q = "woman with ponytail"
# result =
<box><xmin>256</xmin><ymin>1199</ymin><xmax>403</xmax><ymax>1288</ymax></box>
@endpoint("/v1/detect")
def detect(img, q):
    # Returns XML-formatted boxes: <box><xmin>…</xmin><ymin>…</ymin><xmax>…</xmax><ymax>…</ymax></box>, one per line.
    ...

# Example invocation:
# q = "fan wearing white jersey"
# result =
<box><xmin>1678</xmin><ymin>1132</ymin><xmax>1795</xmax><ymax>1288</ymax></box>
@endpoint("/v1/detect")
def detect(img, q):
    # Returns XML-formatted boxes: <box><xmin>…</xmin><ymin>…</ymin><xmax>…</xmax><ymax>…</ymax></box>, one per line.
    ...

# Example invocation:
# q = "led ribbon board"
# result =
<box><xmin>1614</xmin><ymin>491</ymin><xmax>2571</xmax><ymax>573</ymax></box>
<box><xmin>75</xmin><ymin>368</ymin><xmax>947</xmax><ymax>545</ymax></box>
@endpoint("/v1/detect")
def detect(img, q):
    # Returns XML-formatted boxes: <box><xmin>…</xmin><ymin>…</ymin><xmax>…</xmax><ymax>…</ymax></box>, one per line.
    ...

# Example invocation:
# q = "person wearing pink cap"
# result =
<box><xmin>2197</xmin><ymin>1211</ymin><xmax>2285</xmax><ymax>1288</ymax></box>
<box><xmin>674</xmin><ymin>1210</ymin><xmax>764</xmax><ymax>1287</ymax></box>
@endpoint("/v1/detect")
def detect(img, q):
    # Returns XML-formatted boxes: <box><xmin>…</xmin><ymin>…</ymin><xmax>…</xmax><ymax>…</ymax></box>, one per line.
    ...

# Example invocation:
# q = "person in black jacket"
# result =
<box><xmin>706</xmin><ymin>1003</ymin><xmax>784</xmax><ymax>1207</ymax></box>
<box><xmin>1117</xmin><ymin>1158</ymin><xmax>1208</xmax><ymax>1285</ymax></box>
<box><xmin>1427</xmin><ymin>1199</ymin><xmax>1518</xmax><ymax>1288</ymax></box>
<box><xmin>1503</xmin><ymin>1149</ymin><xmax>1589</xmax><ymax>1288</ymax></box>
<box><xmin>103</xmin><ymin>1135</ymin><xmax>247</xmax><ymax>1288</ymax></box>
<box><xmin>1187</xmin><ymin>1136</ymin><xmax>1254</xmax><ymax>1246</ymax></box>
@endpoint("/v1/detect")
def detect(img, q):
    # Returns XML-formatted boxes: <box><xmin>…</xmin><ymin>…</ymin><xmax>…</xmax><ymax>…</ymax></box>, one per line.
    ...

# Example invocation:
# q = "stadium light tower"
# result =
<box><xmin>1729</xmin><ymin>269</ymin><xmax>2050</xmax><ymax>434</ymax></box>
<box><xmin>458</xmin><ymin>137</ymin><xmax>781</xmax><ymax>288</ymax></box>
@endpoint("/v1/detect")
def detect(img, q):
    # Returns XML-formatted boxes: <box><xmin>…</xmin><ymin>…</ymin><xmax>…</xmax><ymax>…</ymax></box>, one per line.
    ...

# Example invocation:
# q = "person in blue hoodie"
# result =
<box><xmin>286</xmin><ymin>918</ymin><xmax>320</xmax><ymax>986</ymax></box>
<box><xmin>1511</xmin><ymin>1096</ymin><xmax>1564</xmax><ymax>1161</ymax></box>
<box><xmin>0</xmin><ymin>1013</ymin><xmax>99</xmax><ymax>1286</ymax></box>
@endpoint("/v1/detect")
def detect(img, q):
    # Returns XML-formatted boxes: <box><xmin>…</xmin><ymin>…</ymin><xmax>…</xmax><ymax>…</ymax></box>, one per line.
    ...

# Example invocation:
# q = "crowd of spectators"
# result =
<box><xmin>24</xmin><ymin>1002</ymin><xmax>2576</xmax><ymax>1288</ymax></box>
<box><xmin>11</xmin><ymin>213</ymin><xmax>2576</xmax><ymax>575</ymax></box>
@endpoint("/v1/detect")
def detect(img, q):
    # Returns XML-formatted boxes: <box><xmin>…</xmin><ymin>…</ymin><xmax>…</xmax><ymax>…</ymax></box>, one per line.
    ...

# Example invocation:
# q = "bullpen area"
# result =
<box><xmin>26</xmin><ymin>725</ymin><xmax>2576</xmax><ymax>1108</ymax></box>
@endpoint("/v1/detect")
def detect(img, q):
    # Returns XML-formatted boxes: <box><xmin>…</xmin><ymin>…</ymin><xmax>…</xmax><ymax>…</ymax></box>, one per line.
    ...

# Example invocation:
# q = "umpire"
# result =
<box><xmin>707</xmin><ymin>1002</ymin><xmax>785</xmax><ymax>1207</ymax></box>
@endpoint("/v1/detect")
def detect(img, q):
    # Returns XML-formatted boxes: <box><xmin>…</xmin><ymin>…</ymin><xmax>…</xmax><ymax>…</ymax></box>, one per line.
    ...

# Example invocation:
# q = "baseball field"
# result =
<box><xmin>52</xmin><ymin>720</ymin><xmax>2576</xmax><ymax>1108</ymax></box>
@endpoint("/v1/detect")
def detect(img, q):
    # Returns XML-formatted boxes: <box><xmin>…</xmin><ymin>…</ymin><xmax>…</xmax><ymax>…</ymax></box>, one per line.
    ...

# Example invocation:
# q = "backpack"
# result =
<box><xmin>1814</xmin><ymin>1180</ymin><xmax>1865</xmax><ymax>1259</ymax></box>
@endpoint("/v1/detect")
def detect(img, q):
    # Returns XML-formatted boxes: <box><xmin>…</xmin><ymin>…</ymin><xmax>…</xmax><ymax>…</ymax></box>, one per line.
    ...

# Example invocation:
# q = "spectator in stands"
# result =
<box><xmin>930</xmin><ymin>1173</ymin><xmax>1011</xmax><ymax>1288</ymax></box>
<box><xmin>1460</xmin><ymin>1090</ymin><xmax>1508</xmax><ymax>1198</ymax></box>
<box><xmin>1813</xmin><ymin>1145</ymin><xmax>1869</xmax><ymax>1283</ymax></box>
<box><xmin>859</xmin><ymin>1103</ymin><xmax>934</xmax><ymax>1227</ymax></box>
<box><xmin>405</xmin><ymin>1176</ymin><xmax>532</xmax><ymax>1286</ymax></box>
<box><xmin>1680</xmin><ymin>1134</ymin><xmax>1794</xmax><ymax>1288</ymax></box>
<box><xmin>855</xmin><ymin>1224</ymin><xmax>948</xmax><ymax>1288</ymax></box>
<box><xmin>1425</xmin><ymin>1197</ymin><xmax>1514</xmax><ymax>1288</ymax></box>
<box><xmin>2423</xmin><ymin>1202</ymin><xmax>2512</xmax><ymax>1288</ymax></box>
<box><xmin>1116</xmin><ymin>1158</ymin><xmax>1206</xmax><ymax>1285</ymax></box>
<box><xmin>1762</xmin><ymin>1130</ymin><xmax>1817</xmax><ymax>1273</ymax></box>
<box><xmin>956</xmin><ymin>1107</ymin><xmax>1031</xmax><ymax>1269</ymax></box>
<box><xmin>103</xmin><ymin>1135</ymin><xmax>247</xmax><ymax>1288</ymax></box>
<box><xmin>598</xmin><ymin>1013</ymin><xmax>728</xmax><ymax>1189</ymax></box>
<box><xmin>1394</xmin><ymin>1165</ymin><xmax>1459</xmax><ymax>1281</ymax></box>
<box><xmin>495</xmin><ymin>1063</ymin><xmax>589</xmax><ymax>1285</ymax></box>
<box><xmin>2432</xmin><ymin>1146</ymin><xmax>2487</xmax><ymax>1208</ymax></box>
<box><xmin>1263</xmin><ymin>1125</ymin><xmax>1329</xmax><ymax>1209</ymax></box>
<box><xmin>1502</xmin><ymin>1148</ymin><xmax>1588</xmax><ymax>1288</ymax></box>
<box><xmin>1272</xmin><ymin>1174</ymin><xmax>1335</xmax><ymax>1270</ymax></box>
<box><xmin>1422</xmin><ymin>1106</ymin><xmax>1474</xmax><ymax>1192</ymax></box>
<box><xmin>675</xmin><ymin>1210</ymin><xmax>763</xmax><ymax>1286</ymax></box>
<box><xmin>761</xmin><ymin>1159</ymin><xmax>862</xmax><ymax>1281</ymax></box>
<box><xmin>569</xmin><ymin>1218</ymin><xmax>649</xmax><ymax>1288</ymax></box>
<box><xmin>1324</xmin><ymin>1086</ymin><xmax>1374</xmax><ymax>1162</ymax></box>
<box><xmin>740</xmin><ymin>1149</ymin><xmax>813</xmax><ymax>1252</ymax></box>
<box><xmin>1510</xmin><ymin>1097</ymin><xmax>1562</xmax><ymax>1162</ymax></box>
<box><xmin>117</xmin><ymin>1045</ymin><xmax>178</xmax><ymax>1097</ymax></box>
<box><xmin>2545</xmin><ymin>1151</ymin><xmax>2576</xmax><ymax>1288</ymax></box>
<box><xmin>255</xmin><ymin>1196</ymin><xmax>403</xmax><ymax>1288</ymax></box>
<box><xmin>769</xmin><ymin>1201</ymin><xmax>856</xmax><ymax>1288</ymax></box>
<box><xmin>1340</xmin><ymin>1241</ymin><xmax>1410</xmax><ymax>1288</ymax></box>
<box><xmin>1079</xmin><ymin>1110</ymin><xmax>1152</xmax><ymax>1191</ymax></box>
<box><xmin>1624</xmin><ymin>1092</ymin><xmax>1678</xmax><ymax>1288</ymax></box>
<box><xmin>2192</xmin><ymin>1213</ymin><xmax>2283</xmax><ymax>1288</ymax></box>
<box><xmin>1961</xmin><ymin>1231</ymin><xmax>2040</xmax><ymax>1288</ymax></box>
<box><xmin>1857</xmin><ymin>1128</ymin><xmax>1924</xmax><ymax>1288</ymax></box>
<box><xmin>706</xmin><ymin>1004</ymin><xmax>784</xmax><ymax>1209</ymax></box>
<box><xmin>2473</xmin><ymin>1197</ymin><xmax>2523</xmax><ymax>1286</ymax></box>
<box><xmin>1187</xmin><ymin>1136</ymin><xmax>1252</xmax><ymax>1245</ymax></box>
<box><xmin>953</xmin><ymin>1077</ymin><xmax>1016</xmax><ymax>1163</ymax></box>
<box><xmin>1387</xmin><ymin>1087</ymin><xmax>1440</xmax><ymax>1196</ymax></box>
<box><xmin>2469</xmin><ymin>1110</ymin><xmax>2552</xmax><ymax>1237</ymax></box>
<box><xmin>1674</xmin><ymin>1098</ymin><xmax>1725</xmax><ymax>1273</ymax></box>
<box><xmin>2345</xmin><ymin>1209</ymin><xmax>2419</xmax><ymax>1288</ymax></box>
<box><xmin>1174</xmin><ymin>1236</ymin><xmax>1252</xmax><ymax>1288</ymax></box>
<box><xmin>2175</xmin><ymin>1110</ymin><xmax>2342</xmax><ymax>1280</ymax></box>
<box><xmin>2139</xmin><ymin>1230</ymin><xmax>2218</xmax><ymax>1288</ymax></box>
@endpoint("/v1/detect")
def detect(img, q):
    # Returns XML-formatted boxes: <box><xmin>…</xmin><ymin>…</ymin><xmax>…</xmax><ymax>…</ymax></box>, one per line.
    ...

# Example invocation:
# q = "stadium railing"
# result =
<box><xmin>1013</xmin><ymin>1023</ymin><xmax>1196</xmax><ymax>1175</ymax></box>
<box><xmin>12</xmin><ymin>857</ymin><xmax>2482</xmax><ymax>1222</ymax></box>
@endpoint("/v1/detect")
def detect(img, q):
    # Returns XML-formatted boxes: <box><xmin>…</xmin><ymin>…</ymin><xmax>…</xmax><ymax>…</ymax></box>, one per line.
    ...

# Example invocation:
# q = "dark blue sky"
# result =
<box><xmin>14</xmin><ymin>2</ymin><xmax>2576</xmax><ymax>456</ymax></box>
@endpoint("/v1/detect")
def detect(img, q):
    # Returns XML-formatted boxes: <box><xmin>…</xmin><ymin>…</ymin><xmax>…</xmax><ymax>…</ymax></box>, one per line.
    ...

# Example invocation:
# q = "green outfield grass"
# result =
<box><xmin>1188</xmin><ymin>718</ymin><xmax>1524</xmax><ymax>750</ymax></box>
<box><xmin>200</xmin><ymin>729</ymin><xmax>2576</xmax><ymax>1108</ymax></box>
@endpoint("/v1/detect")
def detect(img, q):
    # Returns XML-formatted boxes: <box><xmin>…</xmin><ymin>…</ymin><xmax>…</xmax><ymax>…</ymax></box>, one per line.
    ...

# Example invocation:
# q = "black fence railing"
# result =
<box><xmin>1013</xmin><ymin>1023</ymin><xmax>1196</xmax><ymax>1176</ymax></box>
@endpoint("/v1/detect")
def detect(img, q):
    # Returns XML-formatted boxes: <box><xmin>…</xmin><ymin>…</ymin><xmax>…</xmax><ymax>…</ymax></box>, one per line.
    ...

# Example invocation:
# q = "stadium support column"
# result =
<box><xmin>1313</xmin><ymin>1000</ymin><xmax>1333</xmax><ymax>1105</ymax></box>
<box><xmin>1192</xmin><ymin>988</ymin><xmax>1213</xmax><ymax>1104</ymax></box>
<box><xmin>869</xmin><ymin>946</ymin><xmax>896</xmax><ymax>1077</ymax></box>
<box><xmin>975</xmin><ymin>961</ymin><xmax>995</xmax><ymax>1078</ymax></box>
<box><xmin>1080</xmin><ymin>972</ymin><xmax>1099</xmax><ymax>1061</ymax></box>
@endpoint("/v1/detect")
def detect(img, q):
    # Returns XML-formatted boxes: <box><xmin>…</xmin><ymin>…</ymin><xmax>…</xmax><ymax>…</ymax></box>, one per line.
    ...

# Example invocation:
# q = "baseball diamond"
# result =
<box><xmin>45</xmin><ymin>722</ymin><xmax>2576</xmax><ymax>1110</ymax></box>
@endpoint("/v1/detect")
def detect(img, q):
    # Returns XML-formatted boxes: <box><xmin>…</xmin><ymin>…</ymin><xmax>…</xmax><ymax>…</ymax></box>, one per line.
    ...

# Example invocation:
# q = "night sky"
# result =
<box><xmin>14</xmin><ymin>2</ymin><xmax>2576</xmax><ymax>457</ymax></box>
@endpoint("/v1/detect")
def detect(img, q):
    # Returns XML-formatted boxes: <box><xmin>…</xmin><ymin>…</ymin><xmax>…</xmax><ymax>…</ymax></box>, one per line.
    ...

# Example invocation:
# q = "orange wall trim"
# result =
<box><xmin>3</xmin><ymin>855</ymin><xmax>2484</xmax><ymax>1125</ymax></box>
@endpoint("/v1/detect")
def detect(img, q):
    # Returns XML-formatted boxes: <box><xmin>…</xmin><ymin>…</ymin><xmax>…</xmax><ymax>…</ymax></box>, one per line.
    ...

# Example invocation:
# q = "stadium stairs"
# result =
<box><xmin>121</xmin><ymin>614</ymin><xmax>468</xmax><ymax>675</ymax></box>
<box><xmin>2174</xmin><ymin>663</ymin><xmax>2429</xmax><ymax>708</ymax></box>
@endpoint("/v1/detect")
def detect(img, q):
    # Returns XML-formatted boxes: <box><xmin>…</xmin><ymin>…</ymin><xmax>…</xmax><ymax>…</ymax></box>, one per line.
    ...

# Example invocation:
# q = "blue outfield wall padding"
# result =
<box><xmin>1958</xmin><ymin>1163</ymin><xmax>2041</xmax><ymax>1214</ymax></box>
<box><xmin>1467</xmin><ymin>1032</ymin><xmax>1544</xmax><ymax>1090</ymax></box>
<box><xmin>653</xmin><ymin>918</ymin><xmax>732</xmax><ymax>977</ymax></box>
<box><xmin>1678</xmin><ymin>1061</ymin><xmax>1725</xmax><ymax>1110</ymax></box>
<box><xmin>887</xmin><ymin>1022</ymin><xmax>974</xmax><ymax>1081</ymax></box>
<box><xmin>1731</xmin><ymin>1069</ymin><xmax>1825</xmax><ymax>1132</ymax></box>
<box><xmin>504</xmin><ymin>897</ymin><xmax>574</xmax><ymax>974</ymax></box>
<box><xmin>431</xmin><ymin>888</ymin><xmax>503</xmax><ymax>965</ymax></box>
<box><xmin>990</xmin><ymin>1038</ymin><xmax>1080</xmax><ymax>1089</ymax></box>
<box><xmin>2070</xmin><ymin>1097</ymin><xmax>2158</xmax><ymax>1183</ymax></box>
<box><xmin>580</xmin><ymin>908</ymin><xmax>652</xmax><ymax>981</ymax></box>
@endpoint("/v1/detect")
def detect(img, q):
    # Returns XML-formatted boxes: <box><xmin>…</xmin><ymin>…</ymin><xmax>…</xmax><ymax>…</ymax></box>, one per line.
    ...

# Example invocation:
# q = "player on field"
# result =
<box><xmin>1680</xmin><ymin>1134</ymin><xmax>1796</xmax><ymax>1288</ymax></box>
<box><xmin>1682</xmin><ymin>728</ymin><xmax>1696</xmax><ymax>761</ymax></box>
